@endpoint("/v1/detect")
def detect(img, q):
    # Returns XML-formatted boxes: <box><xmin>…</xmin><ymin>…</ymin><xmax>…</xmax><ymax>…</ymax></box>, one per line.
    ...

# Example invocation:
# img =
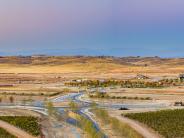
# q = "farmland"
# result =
<box><xmin>93</xmin><ymin>108</ymin><xmax>143</xmax><ymax>138</ymax></box>
<box><xmin>0</xmin><ymin>127</ymin><xmax>16</xmax><ymax>138</ymax></box>
<box><xmin>0</xmin><ymin>56</ymin><xmax>184</xmax><ymax>137</ymax></box>
<box><xmin>125</xmin><ymin>109</ymin><xmax>184</xmax><ymax>138</ymax></box>
<box><xmin>0</xmin><ymin>116</ymin><xmax>40</xmax><ymax>136</ymax></box>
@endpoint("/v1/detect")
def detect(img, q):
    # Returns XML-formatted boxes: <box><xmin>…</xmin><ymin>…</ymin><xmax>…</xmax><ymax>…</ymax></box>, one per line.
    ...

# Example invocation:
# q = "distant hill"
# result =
<box><xmin>0</xmin><ymin>56</ymin><xmax>183</xmax><ymax>66</ymax></box>
<box><xmin>0</xmin><ymin>56</ymin><xmax>183</xmax><ymax>74</ymax></box>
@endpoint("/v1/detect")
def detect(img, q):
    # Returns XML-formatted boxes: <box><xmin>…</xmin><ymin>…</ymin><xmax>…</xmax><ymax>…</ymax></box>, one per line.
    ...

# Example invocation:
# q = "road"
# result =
<box><xmin>51</xmin><ymin>93</ymin><xmax>107</xmax><ymax>137</ymax></box>
<box><xmin>0</xmin><ymin>105</ymin><xmax>81</xmax><ymax>138</ymax></box>
<box><xmin>112</xmin><ymin>115</ymin><xmax>160</xmax><ymax>138</ymax></box>
<box><xmin>0</xmin><ymin>92</ymin><xmax>171</xmax><ymax>138</ymax></box>
<box><xmin>51</xmin><ymin>92</ymin><xmax>171</xmax><ymax>138</ymax></box>
<box><xmin>0</xmin><ymin>120</ymin><xmax>37</xmax><ymax>138</ymax></box>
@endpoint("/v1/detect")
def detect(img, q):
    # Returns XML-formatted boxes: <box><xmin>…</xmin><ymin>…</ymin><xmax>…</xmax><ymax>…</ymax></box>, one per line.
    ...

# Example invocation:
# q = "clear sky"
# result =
<box><xmin>0</xmin><ymin>0</ymin><xmax>184</xmax><ymax>57</ymax></box>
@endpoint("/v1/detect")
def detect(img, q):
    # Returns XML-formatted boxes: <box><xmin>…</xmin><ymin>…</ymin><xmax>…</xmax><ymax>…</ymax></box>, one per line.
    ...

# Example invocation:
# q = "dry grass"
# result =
<box><xmin>0</xmin><ymin>57</ymin><xmax>183</xmax><ymax>75</ymax></box>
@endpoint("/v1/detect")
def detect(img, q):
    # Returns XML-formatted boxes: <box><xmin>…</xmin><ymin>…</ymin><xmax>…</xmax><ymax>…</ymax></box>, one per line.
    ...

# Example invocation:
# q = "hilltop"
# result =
<box><xmin>0</xmin><ymin>56</ymin><xmax>183</xmax><ymax>78</ymax></box>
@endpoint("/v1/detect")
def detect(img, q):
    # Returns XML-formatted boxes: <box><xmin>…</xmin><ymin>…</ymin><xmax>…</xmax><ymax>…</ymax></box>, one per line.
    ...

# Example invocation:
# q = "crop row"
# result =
<box><xmin>0</xmin><ymin>116</ymin><xmax>40</xmax><ymax>136</ymax></box>
<box><xmin>125</xmin><ymin>109</ymin><xmax>184</xmax><ymax>138</ymax></box>
<box><xmin>0</xmin><ymin>127</ymin><xmax>16</xmax><ymax>138</ymax></box>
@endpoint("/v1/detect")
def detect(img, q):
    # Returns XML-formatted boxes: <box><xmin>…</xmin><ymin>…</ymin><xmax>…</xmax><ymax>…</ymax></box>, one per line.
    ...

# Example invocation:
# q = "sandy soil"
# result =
<box><xmin>86</xmin><ymin>86</ymin><xmax>184</xmax><ymax>106</ymax></box>
<box><xmin>0</xmin><ymin>109</ymin><xmax>41</xmax><ymax>117</ymax></box>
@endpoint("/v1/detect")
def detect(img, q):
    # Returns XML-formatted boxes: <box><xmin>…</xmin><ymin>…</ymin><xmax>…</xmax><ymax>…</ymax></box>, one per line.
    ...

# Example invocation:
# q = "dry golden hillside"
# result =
<box><xmin>0</xmin><ymin>56</ymin><xmax>183</xmax><ymax>76</ymax></box>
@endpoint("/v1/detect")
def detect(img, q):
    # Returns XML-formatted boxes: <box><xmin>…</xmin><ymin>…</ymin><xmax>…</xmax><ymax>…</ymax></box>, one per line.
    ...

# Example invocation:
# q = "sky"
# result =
<box><xmin>0</xmin><ymin>0</ymin><xmax>184</xmax><ymax>57</ymax></box>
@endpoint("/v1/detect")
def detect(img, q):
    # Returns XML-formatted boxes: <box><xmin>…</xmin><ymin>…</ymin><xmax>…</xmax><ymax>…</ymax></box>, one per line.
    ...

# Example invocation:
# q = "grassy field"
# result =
<box><xmin>0</xmin><ymin>116</ymin><xmax>40</xmax><ymax>136</ymax></box>
<box><xmin>0</xmin><ymin>127</ymin><xmax>16</xmax><ymax>138</ymax></box>
<box><xmin>125</xmin><ymin>109</ymin><xmax>184</xmax><ymax>138</ymax></box>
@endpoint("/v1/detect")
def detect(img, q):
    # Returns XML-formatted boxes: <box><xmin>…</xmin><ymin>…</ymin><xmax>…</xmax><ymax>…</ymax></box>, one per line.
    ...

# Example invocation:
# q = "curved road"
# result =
<box><xmin>0</xmin><ymin>105</ymin><xmax>81</xmax><ymax>138</ymax></box>
<box><xmin>0</xmin><ymin>92</ymin><xmax>170</xmax><ymax>138</ymax></box>
<box><xmin>52</xmin><ymin>92</ymin><xmax>173</xmax><ymax>138</ymax></box>
<box><xmin>113</xmin><ymin>115</ymin><xmax>160</xmax><ymax>138</ymax></box>
<box><xmin>0</xmin><ymin>120</ymin><xmax>37</xmax><ymax>138</ymax></box>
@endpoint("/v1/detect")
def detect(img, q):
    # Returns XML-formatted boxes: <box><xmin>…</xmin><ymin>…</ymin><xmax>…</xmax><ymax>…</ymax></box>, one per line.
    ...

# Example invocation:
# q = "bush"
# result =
<box><xmin>65</xmin><ymin>79</ymin><xmax>164</xmax><ymax>88</ymax></box>
<box><xmin>89</xmin><ymin>93</ymin><xmax>152</xmax><ymax>100</ymax></box>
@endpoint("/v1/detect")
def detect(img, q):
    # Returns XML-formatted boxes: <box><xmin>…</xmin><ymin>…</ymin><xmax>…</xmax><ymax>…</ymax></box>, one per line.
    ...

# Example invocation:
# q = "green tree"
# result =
<box><xmin>9</xmin><ymin>96</ymin><xmax>14</xmax><ymax>103</ymax></box>
<box><xmin>45</xmin><ymin>101</ymin><xmax>56</xmax><ymax>116</ymax></box>
<box><xmin>91</xmin><ymin>102</ymin><xmax>97</xmax><ymax>109</ymax></box>
<box><xmin>69</xmin><ymin>101</ymin><xmax>78</xmax><ymax>111</ymax></box>
<box><xmin>22</xmin><ymin>98</ymin><xmax>27</xmax><ymax>106</ymax></box>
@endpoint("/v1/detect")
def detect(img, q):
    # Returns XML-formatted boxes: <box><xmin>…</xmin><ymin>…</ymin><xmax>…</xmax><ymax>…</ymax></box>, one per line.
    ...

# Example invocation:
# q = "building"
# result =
<box><xmin>179</xmin><ymin>74</ymin><xmax>184</xmax><ymax>80</ymax></box>
<box><xmin>136</xmin><ymin>74</ymin><xmax>149</xmax><ymax>80</ymax></box>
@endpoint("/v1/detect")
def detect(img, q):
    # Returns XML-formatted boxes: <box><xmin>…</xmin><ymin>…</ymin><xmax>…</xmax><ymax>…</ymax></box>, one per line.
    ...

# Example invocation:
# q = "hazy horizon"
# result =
<box><xmin>0</xmin><ymin>0</ymin><xmax>184</xmax><ymax>57</ymax></box>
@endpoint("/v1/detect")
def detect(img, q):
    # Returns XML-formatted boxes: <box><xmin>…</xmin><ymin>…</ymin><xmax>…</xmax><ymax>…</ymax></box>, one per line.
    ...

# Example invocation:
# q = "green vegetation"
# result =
<box><xmin>89</xmin><ymin>92</ymin><xmax>152</xmax><ymax>100</ymax></box>
<box><xmin>68</xmin><ymin>110</ymin><xmax>104</xmax><ymax>138</ymax></box>
<box><xmin>65</xmin><ymin>80</ymin><xmax>164</xmax><ymax>88</ymax></box>
<box><xmin>67</xmin><ymin>102</ymin><xmax>104</xmax><ymax>137</ymax></box>
<box><xmin>125</xmin><ymin>109</ymin><xmax>184</xmax><ymax>138</ymax></box>
<box><xmin>77</xmin><ymin>115</ymin><xmax>104</xmax><ymax>138</ymax></box>
<box><xmin>45</xmin><ymin>101</ymin><xmax>57</xmax><ymax>117</ymax></box>
<box><xmin>0</xmin><ymin>91</ymin><xmax>61</xmax><ymax>97</ymax></box>
<box><xmin>69</xmin><ymin>101</ymin><xmax>79</xmax><ymax>111</ymax></box>
<box><xmin>0</xmin><ymin>127</ymin><xmax>16</xmax><ymax>138</ymax></box>
<box><xmin>9</xmin><ymin>96</ymin><xmax>14</xmax><ymax>103</ymax></box>
<box><xmin>93</xmin><ymin>108</ymin><xmax>143</xmax><ymax>138</ymax></box>
<box><xmin>0</xmin><ymin>116</ymin><xmax>40</xmax><ymax>136</ymax></box>
<box><xmin>160</xmin><ymin>78</ymin><xmax>184</xmax><ymax>86</ymax></box>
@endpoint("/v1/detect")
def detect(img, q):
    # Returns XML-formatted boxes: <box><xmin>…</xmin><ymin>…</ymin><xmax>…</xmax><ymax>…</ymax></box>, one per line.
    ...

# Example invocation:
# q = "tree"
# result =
<box><xmin>91</xmin><ymin>102</ymin><xmax>97</xmax><ymax>109</ymax></box>
<box><xmin>69</xmin><ymin>101</ymin><xmax>78</xmax><ymax>111</ymax></box>
<box><xmin>9</xmin><ymin>96</ymin><xmax>14</xmax><ymax>103</ymax></box>
<box><xmin>63</xmin><ymin>88</ymin><xmax>70</xmax><ymax>93</ymax></box>
<box><xmin>22</xmin><ymin>98</ymin><xmax>27</xmax><ymax>106</ymax></box>
<box><xmin>46</xmin><ymin>101</ymin><xmax>56</xmax><ymax>116</ymax></box>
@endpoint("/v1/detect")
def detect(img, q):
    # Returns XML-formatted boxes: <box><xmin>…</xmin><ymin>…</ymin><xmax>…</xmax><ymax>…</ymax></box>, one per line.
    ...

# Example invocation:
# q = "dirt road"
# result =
<box><xmin>111</xmin><ymin>114</ymin><xmax>161</xmax><ymax>138</ymax></box>
<box><xmin>0</xmin><ymin>120</ymin><xmax>37</xmax><ymax>138</ymax></box>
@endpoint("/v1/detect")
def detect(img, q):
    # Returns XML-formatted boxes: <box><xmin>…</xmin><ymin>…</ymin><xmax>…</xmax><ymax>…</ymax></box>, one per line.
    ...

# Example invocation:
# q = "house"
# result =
<box><xmin>99</xmin><ymin>79</ymin><xmax>105</xmax><ymax>83</ymax></box>
<box><xmin>31</xmin><ymin>55</ymin><xmax>48</xmax><ymax>58</ymax></box>
<box><xmin>98</xmin><ymin>87</ymin><xmax>106</xmax><ymax>93</ymax></box>
<box><xmin>174</xmin><ymin>101</ymin><xmax>184</xmax><ymax>106</ymax></box>
<box><xmin>136</xmin><ymin>74</ymin><xmax>149</xmax><ymax>80</ymax></box>
<box><xmin>179</xmin><ymin>74</ymin><xmax>184</xmax><ymax>80</ymax></box>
